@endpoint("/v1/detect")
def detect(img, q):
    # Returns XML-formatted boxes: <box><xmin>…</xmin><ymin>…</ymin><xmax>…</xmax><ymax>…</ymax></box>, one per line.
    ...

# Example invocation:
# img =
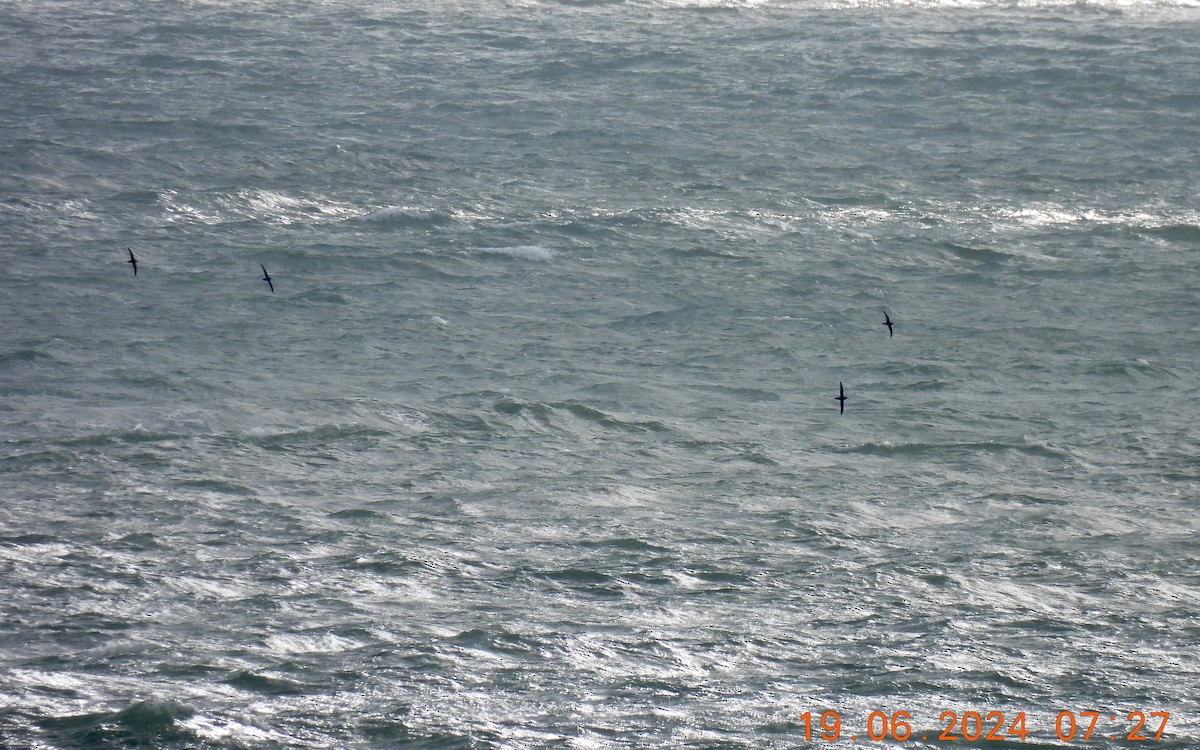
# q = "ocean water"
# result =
<box><xmin>1</xmin><ymin>0</ymin><xmax>1198</xmax><ymax>747</ymax></box>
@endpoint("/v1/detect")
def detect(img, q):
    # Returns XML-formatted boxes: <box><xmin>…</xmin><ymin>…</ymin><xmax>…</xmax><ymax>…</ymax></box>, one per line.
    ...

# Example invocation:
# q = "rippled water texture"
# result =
<box><xmin>1</xmin><ymin>0</ymin><xmax>1198</xmax><ymax>747</ymax></box>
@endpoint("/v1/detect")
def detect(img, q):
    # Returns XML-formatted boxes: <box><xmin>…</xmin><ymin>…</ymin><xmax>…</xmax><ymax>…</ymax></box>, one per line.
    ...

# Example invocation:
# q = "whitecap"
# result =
<box><xmin>480</xmin><ymin>245</ymin><xmax>556</xmax><ymax>261</ymax></box>
<box><xmin>184</xmin><ymin>715</ymin><xmax>294</xmax><ymax>744</ymax></box>
<box><xmin>379</xmin><ymin>407</ymin><xmax>431</xmax><ymax>432</ymax></box>
<box><xmin>168</xmin><ymin>576</ymin><xmax>249</xmax><ymax>601</ymax></box>
<box><xmin>353</xmin><ymin>205</ymin><xmax>450</xmax><ymax>227</ymax></box>
<box><xmin>357</xmin><ymin>205</ymin><xmax>423</xmax><ymax>221</ymax></box>
<box><xmin>263</xmin><ymin>633</ymin><xmax>362</xmax><ymax>655</ymax></box>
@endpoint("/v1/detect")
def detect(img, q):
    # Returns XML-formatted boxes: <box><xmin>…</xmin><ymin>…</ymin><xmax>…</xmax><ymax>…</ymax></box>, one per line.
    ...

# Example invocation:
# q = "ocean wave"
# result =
<box><xmin>376</xmin><ymin>406</ymin><xmax>434</xmax><ymax>433</ymax></box>
<box><xmin>1084</xmin><ymin>358</ymin><xmax>1177</xmax><ymax>381</ymax></box>
<box><xmin>610</xmin><ymin>305</ymin><xmax>703</xmax><ymax>329</ymax></box>
<box><xmin>0</xmin><ymin>346</ymin><xmax>55</xmax><ymax>369</ymax></box>
<box><xmin>937</xmin><ymin>240</ymin><xmax>1011</xmax><ymax>265</ymax></box>
<box><xmin>292</xmin><ymin>288</ymin><xmax>350</xmax><ymax>305</ymax></box>
<box><xmin>479</xmin><ymin>244</ymin><xmax>557</xmax><ymax>261</ymax></box>
<box><xmin>443</xmin><ymin>627</ymin><xmax>547</xmax><ymax>658</ymax></box>
<box><xmin>38</xmin><ymin>699</ymin><xmax>196</xmax><ymax>746</ymax></box>
<box><xmin>580</xmin><ymin>536</ymin><xmax>674</xmax><ymax>554</ymax></box>
<box><xmin>992</xmin><ymin>203</ymin><xmax>1200</xmax><ymax>234</ymax></box>
<box><xmin>983</xmin><ymin>491</ymin><xmax>1070</xmax><ymax>506</ymax></box>
<box><xmin>493</xmin><ymin>397</ymin><xmax>671</xmax><ymax>434</ymax></box>
<box><xmin>353</xmin><ymin>205</ymin><xmax>454</xmax><ymax>229</ymax></box>
<box><xmin>1143</xmin><ymin>222</ymin><xmax>1200</xmax><ymax>243</ymax></box>
<box><xmin>766</xmin><ymin>197</ymin><xmax>1200</xmax><ymax>239</ymax></box>
<box><xmin>535</xmin><ymin>567</ymin><xmax>620</xmax><ymax>586</ymax></box>
<box><xmin>4</xmin><ymin>427</ymin><xmax>188</xmax><ymax>456</ymax></box>
<box><xmin>843</xmin><ymin>438</ymin><xmax>1072</xmax><ymax>460</ymax></box>
<box><xmin>159</xmin><ymin>188</ymin><xmax>357</xmax><ymax>227</ymax></box>
<box><xmin>224</xmin><ymin>670</ymin><xmax>311</xmax><ymax>696</ymax></box>
<box><xmin>264</xmin><ymin>632</ymin><xmax>364</xmax><ymax>655</ymax></box>
<box><xmin>492</xmin><ymin>396</ymin><xmax>555</xmax><ymax>426</ymax></box>
<box><xmin>688</xmin><ymin>384</ymin><xmax>781</xmax><ymax>402</ymax></box>
<box><xmin>171</xmin><ymin>478</ymin><xmax>258</xmax><ymax>496</ymax></box>
<box><xmin>242</xmin><ymin>422</ymin><xmax>393</xmax><ymax>448</ymax></box>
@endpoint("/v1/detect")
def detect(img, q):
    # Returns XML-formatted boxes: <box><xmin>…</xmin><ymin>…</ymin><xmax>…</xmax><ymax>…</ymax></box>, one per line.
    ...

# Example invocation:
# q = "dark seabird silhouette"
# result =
<box><xmin>127</xmin><ymin>247</ymin><xmax>138</xmax><ymax>276</ymax></box>
<box><xmin>261</xmin><ymin>264</ymin><xmax>274</xmax><ymax>294</ymax></box>
<box><xmin>883</xmin><ymin>311</ymin><xmax>893</xmax><ymax>337</ymax></box>
<box><xmin>835</xmin><ymin>382</ymin><xmax>847</xmax><ymax>414</ymax></box>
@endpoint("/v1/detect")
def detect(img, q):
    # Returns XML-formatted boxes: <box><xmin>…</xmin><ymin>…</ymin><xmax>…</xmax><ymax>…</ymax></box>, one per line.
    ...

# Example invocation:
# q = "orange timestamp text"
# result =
<box><xmin>798</xmin><ymin>709</ymin><xmax>1171</xmax><ymax>743</ymax></box>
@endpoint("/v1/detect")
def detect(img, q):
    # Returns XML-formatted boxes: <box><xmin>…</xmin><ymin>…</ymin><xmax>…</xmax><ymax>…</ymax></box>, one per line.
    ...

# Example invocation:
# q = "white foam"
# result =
<box><xmin>228</xmin><ymin>189</ymin><xmax>354</xmax><ymax>225</ymax></box>
<box><xmin>573</xmin><ymin>484</ymin><xmax>662</xmax><ymax>508</ymax></box>
<box><xmin>480</xmin><ymin>245</ymin><xmax>556</xmax><ymax>261</ymax></box>
<box><xmin>159</xmin><ymin>188</ymin><xmax>355</xmax><ymax>226</ymax></box>
<box><xmin>183</xmin><ymin>715</ymin><xmax>294</xmax><ymax>744</ymax></box>
<box><xmin>380</xmin><ymin>407</ymin><xmax>432</xmax><ymax>432</ymax></box>
<box><xmin>169</xmin><ymin>576</ymin><xmax>249</xmax><ymax>601</ymax></box>
<box><xmin>356</xmin><ymin>205</ymin><xmax>436</xmax><ymax>222</ymax></box>
<box><xmin>159</xmin><ymin>189</ymin><xmax>223</xmax><ymax>225</ymax></box>
<box><xmin>263</xmin><ymin>632</ymin><xmax>363</xmax><ymax>655</ymax></box>
<box><xmin>989</xmin><ymin>202</ymin><xmax>1200</xmax><ymax>232</ymax></box>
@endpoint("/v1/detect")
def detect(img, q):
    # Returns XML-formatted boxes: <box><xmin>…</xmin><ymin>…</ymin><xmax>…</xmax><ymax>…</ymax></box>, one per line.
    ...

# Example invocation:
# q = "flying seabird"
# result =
<box><xmin>835</xmin><ymin>382</ymin><xmax>847</xmax><ymax>414</ymax></box>
<box><xmin>127</xmin><ymin>247</ymin><xmax>138</xmax><ymax>276</ymax></box>
<box><xmin>261</xmin><ymin>264</ymin><xmax>274</xmax><ymax>294</ymax></box>
<box><xmin>883</xmin><ymin>310</ymin><xmax>893</xmax><ymax>338</ymax></box>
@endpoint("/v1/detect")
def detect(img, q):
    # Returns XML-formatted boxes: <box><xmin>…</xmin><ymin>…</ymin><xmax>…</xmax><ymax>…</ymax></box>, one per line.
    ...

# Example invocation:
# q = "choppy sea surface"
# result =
<box><xmin>2</xmin><ymin>0</ymin><xmax>1199</xmax><ymax>747</ymax></box>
